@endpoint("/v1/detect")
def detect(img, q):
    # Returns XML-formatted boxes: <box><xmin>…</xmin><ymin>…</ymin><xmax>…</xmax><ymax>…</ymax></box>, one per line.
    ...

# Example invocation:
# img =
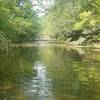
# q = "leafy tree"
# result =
<box><xmin>42</xmin><ymin>0</ymin><xmax>100</xmax><ymax>45</ymax></box>
<box><xmin>0</xmin><ymin>0</ymin><xmax>41</xmax><ymax>50</ymax></box>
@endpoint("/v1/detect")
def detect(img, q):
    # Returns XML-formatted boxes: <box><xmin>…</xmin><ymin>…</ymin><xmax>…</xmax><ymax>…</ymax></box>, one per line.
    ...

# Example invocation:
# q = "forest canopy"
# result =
<box><xmin>42</xmin><ymin>0</ymin><xmax>100</xmax><ymax>45</ymax></box>
<box><xmin>0</xmin><ymin>0</ymin><xmax>41</xmax><ymax>49</ymax></box>
<box><xmin>0</xmin><ymin>0</ymin><xmax>100</xmax><ymax>50</ymax></box>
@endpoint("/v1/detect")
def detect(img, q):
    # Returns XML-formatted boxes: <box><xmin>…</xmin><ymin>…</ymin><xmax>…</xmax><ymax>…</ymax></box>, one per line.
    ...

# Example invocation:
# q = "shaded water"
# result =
<box><xmin>0</xmin><ymin>43</ymin><xmax>100</xmax><ymax>100</ymax></box>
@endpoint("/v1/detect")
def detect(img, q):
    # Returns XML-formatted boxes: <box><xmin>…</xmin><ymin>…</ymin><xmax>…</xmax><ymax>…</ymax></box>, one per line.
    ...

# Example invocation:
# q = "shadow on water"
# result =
<box><xmin>0</xmin><ymin>43</ymin><xmax>100</xmax><ymax>100</ymax></box>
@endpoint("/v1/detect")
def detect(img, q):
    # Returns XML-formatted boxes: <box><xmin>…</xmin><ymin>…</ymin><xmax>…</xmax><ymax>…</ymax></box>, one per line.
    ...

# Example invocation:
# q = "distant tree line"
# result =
<box><xmin>42</xmin><ymin>0</ymin><xmax>100</xmax><ymax>45</ymax></box>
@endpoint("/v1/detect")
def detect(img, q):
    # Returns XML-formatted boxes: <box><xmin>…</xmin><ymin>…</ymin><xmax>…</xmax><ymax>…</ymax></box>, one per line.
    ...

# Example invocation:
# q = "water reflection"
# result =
<box><xmin>24</xmin><ymin>61</ymin><xmax>54</xmax><ymax>100</ymax></box>
<box><xmin>0</xmin><ymin>44</ymin><xmax>100</xmax><ymax>100</ymax></box>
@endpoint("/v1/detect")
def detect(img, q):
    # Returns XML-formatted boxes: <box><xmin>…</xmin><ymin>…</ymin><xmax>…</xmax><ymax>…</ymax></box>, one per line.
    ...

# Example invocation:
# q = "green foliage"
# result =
<box><xmin>0</xmin><ymin>31</ymin><xmax>9</xmax><ymax>51</ymax></box>
<box><xmin>74</xmin><ymin>11</ymin><xmax>92</xmax><ymax>30</ymax></box>
<box><xmin>42</xmin><ymin>0</ymin><xmax>100</xmax><ymax>45</ymax></box>
<box><xmin>0</xmin><ymin>0</ymin><xmax>41</xmax><ymax>49</ymax></box>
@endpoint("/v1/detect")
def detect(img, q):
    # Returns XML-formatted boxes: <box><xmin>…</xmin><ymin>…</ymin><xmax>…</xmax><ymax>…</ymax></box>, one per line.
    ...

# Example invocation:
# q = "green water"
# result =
<box><xmin>0</xmin><ymin>43</ymin><xmax>100</xmax><ymax>100</ymax></box>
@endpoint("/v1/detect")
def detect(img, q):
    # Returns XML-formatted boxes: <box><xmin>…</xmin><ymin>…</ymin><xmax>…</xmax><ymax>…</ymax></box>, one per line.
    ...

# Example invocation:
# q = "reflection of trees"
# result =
<box><xmin>73</xmin><ymin>62</ymin><xmax>100</xmax><ymax>100</ymax></box>
<box><xmin>39</xmin><ymin>46</ymin><xmax>100</xmax><ymax>100</ymax></box>
<box><xmin>83</xmin><ymin>49</ymin><xmax>100</xmax><ymax>62</ymax></box>
<box><xmin>0</xmin><ymin>47</ymin><xmax>39</xmax><ymax>99</ymax></box>
<box><xmin>0</xmin><ymin>45</ymin><xmax>100</xmax><ymax>100</ymax></box>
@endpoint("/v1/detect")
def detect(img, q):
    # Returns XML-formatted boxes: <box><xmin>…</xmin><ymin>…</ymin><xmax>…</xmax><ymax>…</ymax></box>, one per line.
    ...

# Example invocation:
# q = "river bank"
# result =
<box><xmin>13</xmin><ymin>41</ymin><xmax>100</xmax><ymax>49</ymax></box>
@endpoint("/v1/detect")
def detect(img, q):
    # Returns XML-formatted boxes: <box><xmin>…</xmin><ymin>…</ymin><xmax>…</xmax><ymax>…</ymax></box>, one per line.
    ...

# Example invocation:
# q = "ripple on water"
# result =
<box><xmin>24</xmin><ymin>61</ymin><xmax>54</xmax><ymax>100</ymax></box>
